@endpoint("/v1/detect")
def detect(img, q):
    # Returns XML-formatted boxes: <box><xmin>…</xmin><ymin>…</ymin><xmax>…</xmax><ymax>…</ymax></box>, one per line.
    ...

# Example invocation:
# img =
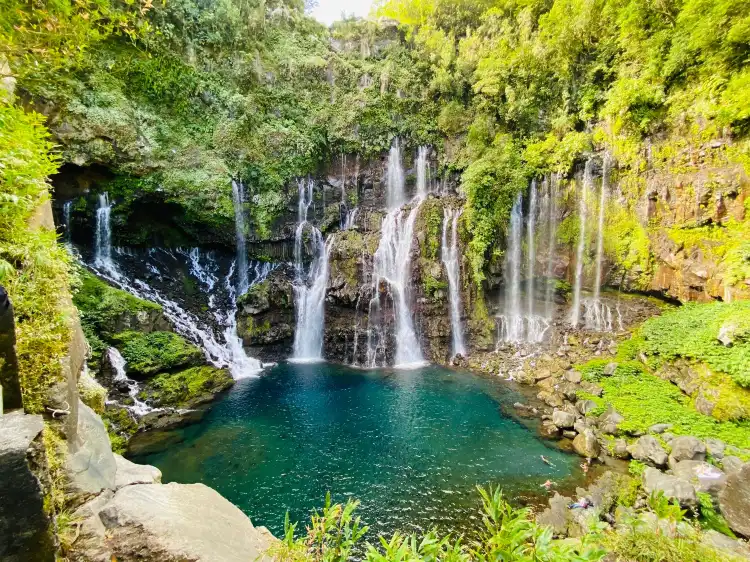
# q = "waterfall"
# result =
<box><xmin>416</xmin><ymin>146</ymin><xmax>429</xmax><ymax>200</ymax></box>
<box><xmin>63</xmin><ymin>200</ymin><xmax>73</xmax><ymax>244</ymax></box>
<box><xmin>570</xmin><ymin>160</ymin><xmax>593</xmax><ymax>327</ymax></box>
<box><xmin>593</xmin><ymin>156</ymin><xmax>609</xmax><ymax>305</ymax></box>
<box><xmin>526</xmin><ymin>180</ymin><xmax>537</xmax><ymax>319</ymax></box>
<box><xmin>502</xmin><ymin>193</ymin><xmax>524</xmax><ymax>342</ymax></box>
<box><xmin>291</xmin><ymin>179</ymin><xmax>330</xmax><ymax>362</ymax></box>
<box><xmin>386</xmin><ymin>139</ymin><xmax>405</xmax><ymax>209</ymax></box>
<box><xmin>442</xmin><ymin>207</ymin><xmax>466</xmax><ymax>357</ymax></box>
<box><xmin>90</xmin><ymin>248</ymin><xmax>268</xmax><ymax>379</ymax></box>
<box><xmin>94</xmin><ymin>192</ymin><xmax>114</xmax><ymax>272</ymax></box>
<box><xmin>106</xmin><ymin>347</ymin><xmax>156</xmax><ymax>416</ymax></box>
<box><xmin>342</xmin><ymin>207</ymin><xmax>358</xmax><ymax>230</ymax></box>
<box><xmin>231</xmin><ymin>180</ymin><xmax>249</xmax><ymax>295</ymax></box>
<box><xmin>543</xmin><ymin>174</ymin><xmax>559</xmax><ymax>319</ymax></box>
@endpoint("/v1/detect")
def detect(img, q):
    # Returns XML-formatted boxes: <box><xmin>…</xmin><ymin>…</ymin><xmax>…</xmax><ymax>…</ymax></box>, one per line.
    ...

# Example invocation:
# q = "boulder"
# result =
<box><xmin>0</xmin><ymin>413</ymin><xmax>55</xmax><ymax>562</ymax></box>
<box><xmin>627</xmin><ymin>436</ymin><xmax>668</xmax><ymax>467</ymax></box>
<box><xmin>642</xmin><ymin>467</ymin><xmax>697</xmax><ymax>508</ymax></box>
<box><xmin>577</xmin><ymin>399</ymin><xmax>598</xmax><ymax>415</ymax></box>
<box><xmin>70</xmin><ymin>483</ymin><xmax>275</xmax><ymax>562</ymax></box>
<box><xmin>597</xmin><ymin>407</ymin><xmax>623</xmax><ymax>435</ymax></box>
<box><xmin>701</xmin><ymin>530</ymin><xmax>750</xmax><ymax>559</ymax></box>
<box><xmin>723</xmin><ymin>456</ymin><xmax>745</xmax><ymax>474</ymax></box>
<box><xmin>603</xmin><ymin>362</ymin><xmax>617</xmax><ymax>376</ymax></box>
<box><xmin>719</xmin><ymin>463</ymin><xmax>750</xmax><ymax>537</ymax></box>
<box><xmin>537</xmin><ymin>390</ymin><xmax>564</xmax><ymax>408</ymax></box>
<box><xmin>564</xmin><ymin>370</ymin><xmax>582</xmax><ymax>384</ymax></box>
<box><xmin>552</xmin><ymin>409</ymin><xmax>576</xmax><ymax>429</ymax></box>
<box><xmin>65</xmin><ymin>400</ymin><xmax>117</xmax><ymax>503</ymax></box>
<box><xmin>536</xmin><ymin>493</ymin><xmax>572</xmax><ymax>536</ymax></box>
<box><xmin>648</xmin><ymin>423</ymin><xmax>673</xmax><ymax>434</ymax></box>
<box><xmin>611</xmin><ymin>439</ymin><xmax>630</xmax><ymax>459</ymax></box>
<box><xmin>540</xmin><ymin>421</ymin><xmax>560</xmax><ymax>439</ymax></box>
<box><xmin>114</xmin><ymin>454</ymin><xmax>162</xmax><ymax>489</ymax></box>
<box><xmin>668</xmin><ymin>436</ymin><xmax>706</xmax><ymax>468</ymax></box>
<box><xmin>572</xmin><ymin>428</ymin><xmax>599</xmax><ymax>458</ymax></box>
<box><xmin>704</xmin><ymin>438</ymin><xmax>726</xmax><ymax>460</ymax></box>
<box><xmin>671</xmin><ymin>460</ymin><xmax>727</xmax><ymax>499</ymax></box>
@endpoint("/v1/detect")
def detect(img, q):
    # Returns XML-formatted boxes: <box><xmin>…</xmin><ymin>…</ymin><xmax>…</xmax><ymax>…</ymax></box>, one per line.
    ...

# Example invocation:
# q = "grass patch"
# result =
<box><xmin>639</xmin><ymin>301</ymin><xmax>750</xmax><ymax>387</ymax></box>
<box><xmin>113</xmin><ymin>330</ymin><xmax>203</xmax><ymax>377</ymax></box>
<box><xmin>578</xmin><ymin>360</ymin><xmax>750</xmax><ymax>449</ymax></box>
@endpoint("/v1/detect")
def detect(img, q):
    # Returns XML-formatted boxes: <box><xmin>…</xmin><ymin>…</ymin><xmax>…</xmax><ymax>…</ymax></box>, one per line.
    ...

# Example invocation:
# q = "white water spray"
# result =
<box><xmin>442</xmin><ymin>207</ymin><xmax>466</xmax><ymax>357</ymax></box>
<box><xmin>502</xmin><ymin>192</ymin><xmax>524</xmax><ymax>342</ymax></box>
<box><xmin>94</xmin><ymin>193</ymin><xmax>114</xmax><ymax>272</ymax></box>
<box><xmin>386</xmin><ymin>139</ymin><xmax>406</xmax><ymax>209</ymax></box>
<box><xmin>231</xmin><ymin>180</ymin><xmax>249</xmax><ymax>295</ymax></box>
<box><xmin>543</xmin><ymin>174</ymin><xmax>559</xmax><ymax>319</ymax></box>
<box><xmin>416</xmin><ymin>146</ymin><xmax>430</xmax><ymax>200</ymax></box>
<box><xmin>526</xmin><ymin>180</ymin><xmax>537</xmax><ymax>318</ymax></box>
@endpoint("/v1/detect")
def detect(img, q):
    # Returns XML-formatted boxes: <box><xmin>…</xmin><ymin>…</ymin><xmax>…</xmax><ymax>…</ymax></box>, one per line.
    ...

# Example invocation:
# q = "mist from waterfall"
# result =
<box><xmin>292</xmin><ymin>179</ymin><xmax>330</xmax><ymax>362</ymax></box>
<box><xmin>416</xmin><ymin>146</ymin><xmax>430</xmax><ymax>200</ymax></box>
<box><xmin>442</xmin><ymin>207</ymin><xmax>466</xmax><ymax>358</ymax></box>
<box><xmin>231</xmin><ymin>180</ymin><xmax>249</xmax><ymax>295</ymax></box>
<box><xmin>94</xmin><ymin>192</ymin><xmax>114</xmax><ymax>272</ymax></box>
<box><xmin>366</xmin><ymin>142</ymin><xmax>425</xmax><ymax>368</ymax></box>
<box><xmin>570</xmin><ymin>160</ymin><xmax>593</xmax><ymax>327</ymax></box>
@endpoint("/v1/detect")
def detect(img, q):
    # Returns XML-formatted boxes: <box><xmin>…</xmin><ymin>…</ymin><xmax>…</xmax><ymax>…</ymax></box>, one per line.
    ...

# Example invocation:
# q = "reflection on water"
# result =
<box><xmin>135</xmin><ymin>363</ymin><xmax>583</xmax><ymax>538</ymax></box>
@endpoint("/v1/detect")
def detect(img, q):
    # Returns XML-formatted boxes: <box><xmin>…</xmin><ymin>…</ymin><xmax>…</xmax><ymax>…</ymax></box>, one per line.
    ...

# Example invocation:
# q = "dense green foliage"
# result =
<box><xmin>639</xmin><ymin>301</ymin><xmax>750</xmax><ymax>387</ymax></box>
<box><xmin>0</xmin><ymin>102</ymin><xmax>73</xmax><ymax>413</ymax></box>
<box><xmin>113</xmin><ymin>330</ymin><xmax>203</xmax><ymax>377</ymax></box>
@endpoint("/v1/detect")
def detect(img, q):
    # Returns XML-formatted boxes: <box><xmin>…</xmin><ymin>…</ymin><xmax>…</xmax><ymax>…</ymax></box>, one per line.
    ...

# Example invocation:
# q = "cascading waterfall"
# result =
<box><xmin>106</xmin><ymin>347</ymin><xmax>156</xmax><ymax>416</ymax></box>
<box><xmin>94</xmin><ymin>192</ymin><xmax>114</xmax><ymax>272</ymax></box>
<box><xmin>526</xmin><ymin>180</ymin><xmax>537</xmax><ymax>318</ymax></box>
<box><xmin>63</xmin><ymin>200</ymin><xmax>73</xmax><ymax>244</ymax></box>
<box><xmin>366</xmin><ymin>142</ymin><xmax>425</xmax><ymax>367</ymax></box>
<box><xmin>386</xmin><ymin>139</ymin><xmax>405</xmax><ymax>210</ymax></box>
<box><xmin>441</xmin><ymin>207</ymin><xmax>466</xmax><ymax>357</ymax></box>
<box><xmin>291</xmin><ymin>179</ymin><xmax>330</xmax><ymax>362</ymax></box>
<box><xmin>593</xmin><ymin>156</ymin><xmax>608</xmax><ymax>303</ymax></box>
<box><xmin>231</xmin><ymin>180</ymin><xmax>249</xmax><ymax>295</ymax></box>
<box><xmin>90</xmin><ymin>247</ymin><xmax>268</xmax><ymax>379</ymax></box>
<box><xmin>501</xmin><ymin>193</ymin><xmax>524</xmax><ymax>342</ymax></box>
<box><xmin>543</xmin><ymin>174</ymin><xmax>559</xmax><ymax>319</ymax></box>
<box><xmin>416</xmin><ymin>146</ymin><xmax>430</xmax><ymax>200</ymax></box>
<box><xmin>570</xmin><ymin>160</ymin><xmax>593</xmax><ymax>327</ymax></box>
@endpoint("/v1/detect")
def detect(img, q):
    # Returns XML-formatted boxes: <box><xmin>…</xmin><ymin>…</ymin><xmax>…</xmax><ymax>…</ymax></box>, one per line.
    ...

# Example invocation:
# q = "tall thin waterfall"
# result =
<box><xmin>416</xmin><ymin>146</ymin><xmax>429</xmax><ymax>200</ymax></box>
<box><xmin>442</xmin><ymin>207</ymin><xmax>466</xmax><ymax>357</ymax></box>
<box><xmin>543</xmin><ymin>174</ymin><xmax>559</xmax><ymax>319</ymax></box>
<box><xmin>502</xmin><ymin>193</ymin><xmax>524</xmax><ymax>342</ymax></box>
<box><xmin>94</xmin><ymin>192</ymin><xmax>113</xmax><ymax>270</ymax></box>
<box><xmin>585</xmin><ymin>156</ymin><xmax>612</xmax><ymax>332</ymax></box>
<box><xmin>386</xmin><ymin>139</ymin><xmax>405</xmax><ymax>209</ymax></box>
<box><xmin>106</xmin><ymin>347</ymin><xmax>156</xmax><ymax>416</ymax></box>
<box><xmin>526</xmin><ymin>180</ymin><xmax>538</xmax><ymax>318</ymax></box>
<box><xmin>231</xmin><ymin>180</ymin><xmax>249</xmax><ymax>295</ymax></box>
<box><xmin>366</xmin><ymin>143</ymin><xmax>425</xmax><ymax>367</ymax></box>
<box><xmin>63</xmin><ymin>200</ymin><xmax>73</xmax><ymax>244</ymax></box>
<box><xmin>292</xmin><ymin>179</ymin><xmax>330</xmax><ymax>362</ymax></box>
<box><xmin>570</xmin><ymin>160</ymin><xmax>593</xmax><ymax>327</ymax></box>
<box><xmin>593</xmin><ymin>157</ymin><xmax>609</xmax><ymax>303</ymax></box>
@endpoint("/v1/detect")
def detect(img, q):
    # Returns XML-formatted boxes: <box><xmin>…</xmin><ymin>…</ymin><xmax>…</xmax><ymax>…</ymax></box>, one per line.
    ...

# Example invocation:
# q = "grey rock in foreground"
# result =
<box><xmin>627</xmin><ymin>435</ymin><xmax>668</xmax><ymax>467</ymax></box>
<box><xmin>642</xmin><ymin>467</ymin><xmax>697</xmax><ymax>508</ymax></box>
<box><xmin>71</xmin><ymin>482</ymin><xmax>275</xmax><ymax>562</ymax></box>
<box><xmin>668</xmin><ymin>435</ymin><xmax>706</xmax><ymax>468</ymax></box>
<box><xmin>719</xmin><ymin>463</ymin><xmax>750</xmax><ymax>537</ymax></box>
<box><xmin>0</xmin><ymin>412</ymin><xmax>55</xmax><ymax>562</ymax></box>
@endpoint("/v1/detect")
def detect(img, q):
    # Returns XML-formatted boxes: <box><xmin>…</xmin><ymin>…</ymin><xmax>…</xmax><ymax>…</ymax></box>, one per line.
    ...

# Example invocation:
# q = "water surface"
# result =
<box><xmin>136</xmin><ymin>363</ymin><xmax>581</xmax><ymax>538</ymax></box>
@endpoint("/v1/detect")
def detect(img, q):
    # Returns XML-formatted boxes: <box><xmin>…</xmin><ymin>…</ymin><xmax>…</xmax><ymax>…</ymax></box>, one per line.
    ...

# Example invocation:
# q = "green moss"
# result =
<box><xmin>576</xmin><ymin>358</ymin><xmax>750</xmax><ymax>449</ymax></box>
<box><xmin>102</xmin><ymin>406</ymin><xmax>140</xmax><ymax>455</ymax></box>
<box><xmin>73</xmin><ymin>269</ymin><xmax>162</xmax><ymax>339</ymax></box>
<box><xmin>416</xmin><ymin>198</ymin><xmax>444</xmax><ymax>261</ymax></box>
<box><xmin>139</xmin><ymin>365</ymin><xmax>234</xmax><ymax>409</ymax></box>
<box><xmin>112</xmin><ymin>331</ymin><xmax>203</xmax><ymax>377</ymax></box>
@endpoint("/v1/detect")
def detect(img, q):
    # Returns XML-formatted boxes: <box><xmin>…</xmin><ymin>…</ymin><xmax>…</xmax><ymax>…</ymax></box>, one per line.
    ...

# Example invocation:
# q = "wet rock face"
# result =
<box><xmin>0</xmin><ymin>413</ymin><xmax>55</xmax><ymax>562</ymax></box>
<box><xmin>236</xmin><ymin>266</ymin><xmax>295</xmax><ymax>362</ymax></box>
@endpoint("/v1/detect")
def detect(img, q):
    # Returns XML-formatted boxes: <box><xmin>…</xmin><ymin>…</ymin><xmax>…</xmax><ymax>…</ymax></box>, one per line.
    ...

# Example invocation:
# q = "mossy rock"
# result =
<box><xmin>112</xmin><ymin>331</ymin><xmax>204</xmax><ymax>378</ymax></box>
<box><xmin>415</xmin><ymin>197</ymin><xmax>444</xmax><ymax>261</ymax></box>
<box><xmin>138</xmin><ymin>366</ymin><xmax>234</xmax><ymax>409</ymax></box>
<box><xmin>74</xmin><ymin>270</ymin><xmax>168</xmax><ymax>338</ymax></box>
<box><xmin>103</xmin><ymin>405</ymin><xmax>140</xmax><ymax>455</ymax></box>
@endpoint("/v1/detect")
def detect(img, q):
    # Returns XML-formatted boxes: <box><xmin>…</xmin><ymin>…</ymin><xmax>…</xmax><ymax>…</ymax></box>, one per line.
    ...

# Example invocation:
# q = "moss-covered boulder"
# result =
<box><xmin>112</xmin><ymin>331</ymin><xmax>203</xmax><ymax>378</ymax></box>
<box><xmin>138</xmin><ymin>366</ymin><xmax>234</xmax><ymax>409</ymax></box>
<box><xmin>74</xmin><ymin>270</ymin><xmax>169</xmax><ymax>339</ymax></box>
